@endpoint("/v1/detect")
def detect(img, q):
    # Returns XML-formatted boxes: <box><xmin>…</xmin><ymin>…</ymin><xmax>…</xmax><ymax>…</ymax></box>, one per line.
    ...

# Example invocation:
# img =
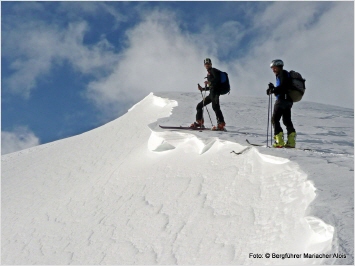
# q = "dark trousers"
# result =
<box><xmin>196</xmin><ymin>92</ymin><xmax>225</xmax><ymax>124</ymax></box>
<box><xmin>272</xmin><ymin>99</ymin><xmax>295</xmax><ymax>135</ymax></box>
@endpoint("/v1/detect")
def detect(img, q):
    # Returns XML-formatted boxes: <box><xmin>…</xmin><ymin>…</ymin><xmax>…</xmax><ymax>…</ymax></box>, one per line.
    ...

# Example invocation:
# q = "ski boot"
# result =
<box><xmin>190</xmin><ymin>119</ymin><xmax>205</xmax><ymax>128</ymax></box>
<box><xmin>212</xmin><ymin>122</ymin><xmax>226</xmax><ymax>131</ymax></box>
<box><xmin>285</xmin><ymin>132</ymin><xmax>296</xmax><ymax>148</ymax></box>
<box><xmin>273</xmin><ymin>132</ymin><xmax>285</xmax><ymax>148</ymax></box>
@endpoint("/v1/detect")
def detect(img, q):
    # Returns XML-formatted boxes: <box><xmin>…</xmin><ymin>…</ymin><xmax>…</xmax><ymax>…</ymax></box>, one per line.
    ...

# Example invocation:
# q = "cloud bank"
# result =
<box><xmin>2</xmin><ymin>3</ymin><xmax>119</xmax><ymax>98</ymax></box>
<box><xmin>228</xmin><ymin>2</ymin><xmax>354</xmax><ymax>108</ymax></box>
<box><xmin>86</xmin><ymin>10</ymin><xmax>211</xmax><ymax>113</ymax></box>
<box><xmin>2</xmin><ymin>2</ymin><xmax>353</xmax><ymax>114</ymax></box>
<box><xmin>87</xmin><ymin>2</ymin><xmax>353</xmax><ymax>112</ymax></box>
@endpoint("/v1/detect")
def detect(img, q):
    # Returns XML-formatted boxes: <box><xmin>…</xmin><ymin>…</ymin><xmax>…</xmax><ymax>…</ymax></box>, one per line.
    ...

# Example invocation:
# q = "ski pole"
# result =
<box><xmin>200</xmin><ymin>88</ymin><xmax>213</xmax><ymax>127</ymax></box>
<box><xmin>270</xmin><ymin>94</ymin><xmax>273</xmax><ymax>146</ymax></box>
<box><xmin>267</xmin><ymin>94</ymin><xmax>270</xmax><ymax>147</ymax></box>
<box><xmin>198</xmin><ymin>83</ymin><xmax>213</xmax><ymax>127</ymax></box>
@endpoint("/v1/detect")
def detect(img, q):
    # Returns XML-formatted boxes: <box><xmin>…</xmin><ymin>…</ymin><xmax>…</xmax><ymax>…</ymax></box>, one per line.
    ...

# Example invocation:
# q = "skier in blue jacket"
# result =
<box><xmin>266</xmin><ymin>59</ymin><xmax>296</xmax><ymax>148</ymax></box>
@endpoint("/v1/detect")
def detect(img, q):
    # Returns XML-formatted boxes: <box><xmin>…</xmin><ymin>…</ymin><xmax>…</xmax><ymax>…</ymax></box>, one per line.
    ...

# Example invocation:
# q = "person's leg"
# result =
<box><xmin>282</xmin><ymin>102</ymin><xmax>295</xmax><ymax>135</ymax></box>
<box><xmin>272</xmin><ymin>100</ymin><xmax>283</xmax><ymax>135</ymax></box>
<box><xmin>282</xmin><ymin>101</ymin><xmax>296</xmax><ymax>147</ymax></box>
<box><xmin>210</xmin><ymin>93</ymin><xmax>225</xmax><ymax>125</ymax></box>
<box><xmin>192</xmin><ymin>95</ymin><xmax>212</xmax><ymax>127</ymax></box>
<box><xmin>272</xmin><ymin>100</ymin><xmax>285</xmax><ymax>147</ymax></box>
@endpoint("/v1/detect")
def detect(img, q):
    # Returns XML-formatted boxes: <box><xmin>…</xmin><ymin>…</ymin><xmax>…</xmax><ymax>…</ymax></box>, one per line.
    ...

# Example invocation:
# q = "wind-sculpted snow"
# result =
<box><xmin>148</xmin><ymin>118</ymin><xmax>334</xmax><ymax>264</ymax></box>
<box><xmin>2</xmin><ymin>93</ymin><xmax>352</xmax><ymax>264</ymax></box>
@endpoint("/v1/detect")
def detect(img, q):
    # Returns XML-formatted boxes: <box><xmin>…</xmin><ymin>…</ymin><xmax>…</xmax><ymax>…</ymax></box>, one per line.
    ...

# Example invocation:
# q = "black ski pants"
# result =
<box><xmin>272</xmin><ymin>99</ymin><xmax>295</xmax><ymax>136</ymax></box>
<box><xmin>196</xmin><ymin>92</ymin><xmax>225</xmax><ymax>124</ymax></box>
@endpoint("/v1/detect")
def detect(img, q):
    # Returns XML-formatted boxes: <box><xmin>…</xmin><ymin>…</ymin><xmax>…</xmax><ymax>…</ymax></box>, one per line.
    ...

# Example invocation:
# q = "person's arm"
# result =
<box><xmin>209</xmin><ymin>68</ymin><xmax>221</xmax><ymax>88</ymax></box>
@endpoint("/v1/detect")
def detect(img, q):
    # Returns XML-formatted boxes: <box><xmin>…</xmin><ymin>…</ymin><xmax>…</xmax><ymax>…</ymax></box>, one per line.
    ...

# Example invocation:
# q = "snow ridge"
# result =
<box><xmin>148</xmin><ymin>115</ymin><xmax>334</xmax><ymax>264</ymax></box>
<box><xmin>1</xmin><ymin>93</ymin><xmax>343</xmax><ymax>264</ymax></box>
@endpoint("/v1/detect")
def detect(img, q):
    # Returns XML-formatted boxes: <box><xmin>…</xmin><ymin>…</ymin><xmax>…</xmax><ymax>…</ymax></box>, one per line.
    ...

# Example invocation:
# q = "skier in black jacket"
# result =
<box><xmin>190</xmin><ymin>58</ymin><xmax>226</xmax><ymax>131</ymax></box>
<box><xmin>267</xmin><ymin>59</ymin><xmax>296</xmax><ymax>148</ymax></box>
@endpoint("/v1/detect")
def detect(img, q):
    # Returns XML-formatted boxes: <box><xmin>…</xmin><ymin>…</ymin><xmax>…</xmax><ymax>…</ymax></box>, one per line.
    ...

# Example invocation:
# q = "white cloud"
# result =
<box><xmin>2</xmin><ymin>18</ymin><xmax>119</xmax><ymax>98</ymax></box>
<box><xmin>197</xmin><ymin>20</ymin><xmax>246</xmax><ymax>58</ymax></box>
<box><xmin>227</xmin><ymin>2</ymin><xmax>354</xmax><ymax>108</ymax></box>
<box><xmin>1</xmin><ymin>127</ymin><xmax>40</xmax><ymax>155</ymax></box>
<box><xmin>87</xmin><ymin>2</ymin><xmax>353</xmax><ymax>115</ymax></box>
<box><xmin>86</xmin><ymin>9</ymin><xmax>214</xmax><ymax>113</ymax></box>
<box><xmin>3</xmin><ymin>2</ymin><xmax>353</xmax><ymax>117</ymax></box>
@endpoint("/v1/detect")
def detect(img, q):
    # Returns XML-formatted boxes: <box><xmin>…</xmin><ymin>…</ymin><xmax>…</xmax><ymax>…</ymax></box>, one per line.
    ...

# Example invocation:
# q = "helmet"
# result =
<box><xmin>204</xmin><ymin>58</ymin><xmax>212</xmax><ymax>65</ymax></box>
<box><xmin>270</xmin><ymin>59</ymin><xmax>284</xmax><ymax>68</ymax></box>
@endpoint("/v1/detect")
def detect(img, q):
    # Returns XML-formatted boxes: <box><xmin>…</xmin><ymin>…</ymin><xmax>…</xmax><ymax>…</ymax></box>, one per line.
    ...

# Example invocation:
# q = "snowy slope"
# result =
<box><xmin>2</xmin><ymin>92</ymin><xmax>353</xmax><ymax>265</ymax></box>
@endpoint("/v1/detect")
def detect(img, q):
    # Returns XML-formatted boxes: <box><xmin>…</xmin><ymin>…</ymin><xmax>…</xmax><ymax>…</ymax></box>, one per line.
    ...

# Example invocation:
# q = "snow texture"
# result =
<box><xmin>2</xmin><ymin>92</ymin><xmax>353</xmax><ymax>264</ymax></box>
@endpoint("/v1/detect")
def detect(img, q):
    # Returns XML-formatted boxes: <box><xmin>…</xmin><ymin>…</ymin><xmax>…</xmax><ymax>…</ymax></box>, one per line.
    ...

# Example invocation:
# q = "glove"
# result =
<box><xmin>266</xmin><ymin>83</ymin><xmax>275</xmax><ymax>95</ymax></box>
<box><xmin>198</xmin><ymin>84</ymin><xmax>203</xmax><ymax>91</ymax></box>
<box><xmin>266</xmin><ymin>88</ymin><xmax>275</xmax><ymax>95</ymax></box>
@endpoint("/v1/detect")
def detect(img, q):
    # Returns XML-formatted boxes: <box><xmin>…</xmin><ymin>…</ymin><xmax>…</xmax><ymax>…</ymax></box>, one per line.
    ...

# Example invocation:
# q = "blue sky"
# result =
<box><xmin>1</xmin><ymin>1</ymin><xmax>354</xmax><ymax>154</ymax></box>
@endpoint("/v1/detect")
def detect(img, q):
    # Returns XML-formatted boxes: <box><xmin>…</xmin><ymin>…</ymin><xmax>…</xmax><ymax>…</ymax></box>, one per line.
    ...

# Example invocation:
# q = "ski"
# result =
<box><xmin>159</xmin><ymin>125</ymin><xmax>232</xmax><ymax>132</ymax></box>
<box><xmin>284</xmin><ymin>147</ymin><xmax>313</xmax><ymax>151</ymax></box>
<box><xmin>212</xmin><ymin>128</ymin><xmax>228</xmax><ymax>132</ymax></box>
<box><xmin>159</xmin><ymin>125</ymin><xmax>211</xmax><ymax>131</ymax></box>
<box><xmin>158</xmin><ymin>125</ymin><xmax>261</xmax><ymax>135</ymax></box>
<box><xmin>245</xmin><ymin>139</ymin><xmax>313</xmax><ymax>151</ymax></box>
<box><xmin>246</xmin><ymin>139</ymin><xmax>266</xmax><ymax>147</ymax></box>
